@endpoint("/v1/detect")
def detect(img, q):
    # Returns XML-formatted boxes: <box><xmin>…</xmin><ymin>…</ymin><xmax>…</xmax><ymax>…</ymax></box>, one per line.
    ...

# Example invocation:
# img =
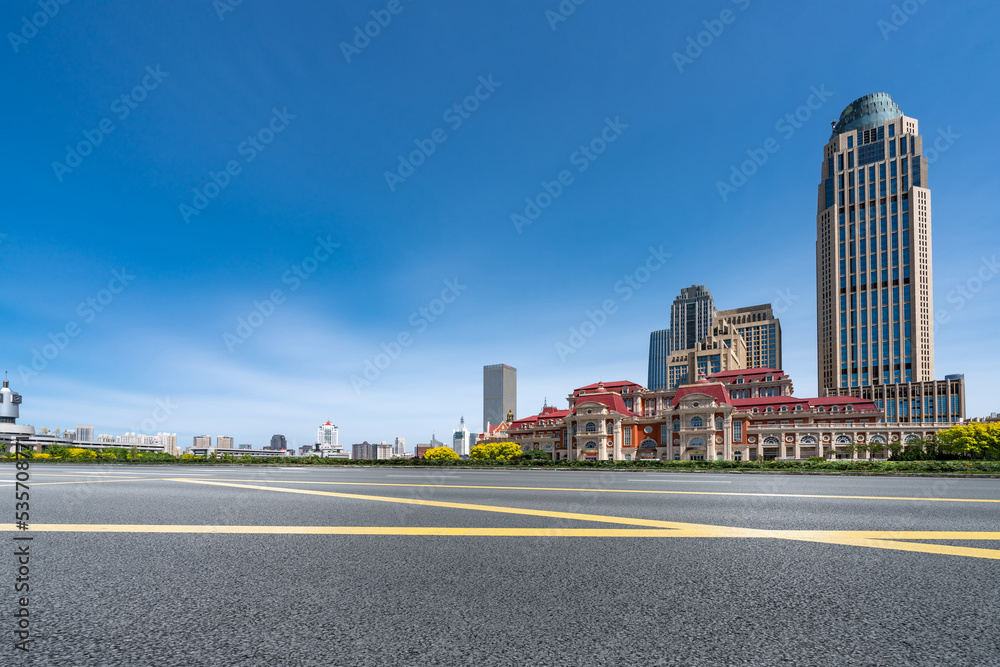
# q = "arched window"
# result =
<box><xmin>795</xmin><ymin>405</ymin><xmax>803</xmax><ymax>411</ymax></box>
<box><xmin>715</xmin><ymin>418</ymin><xmax>723</xmax><ymax>430</ymax></box>
<box><xmin>904</xmin><ymin>435</ymin><xmax>919</xmax><ymax>444</ymax></box>
<box><xmin>585</xmin><ymin>422</ymin><xmax>596</xmax><ymax>432</ymax></box>
<box><xmin>640</xmin><ymin>439</ymin><xmax>657</xmax><ymax>449</ymax></box>
<box><xmin>687</xmin><ymin>438</ymin><xmax>705</xmax><ymax>449</ymax></box>
<box><xmin>763</xmin><ymin>437</ymin><xmax>780</xmax><ymax>445</ymax></box>
<box><xmin>835</xmin><ymin>436</ymin><xmax>852</xmax><ymax>444</ymax></box>
<box><xmin>870</xmin><ymin>435</ymin><xmax>886</xmax><ymax>444</ymax></box>
<box><xmin>766</xmin><ymin>407</ymin><xmax>773</xmax><ymax>413</ymax></box>
<box><xmin>690</xmin><ymin>416</ymin><xmax>703</xmax><ymax>428</ymax></box>
<box><xmin>585</xmin><ymin>441</ymin><xmax>597</xmax><ymax>449</ymax></box>
<box><xmin>801</xmin><ymin>436</ymin><xmax>817</xmax><ymax>444</ymax></box>
<box><xmin>780</xmin><ymin>406</ymin><xmax>788</xmax><ymax>412</ymax></box>
<box><xmin>672</xmin><ymin>421</ymin><xmax>680</xmax><ymax>432</ymax></box>
<box><xmin>831</xmin><ymin>407</ymin><xmax>840</xmax><ymax>412</ymax></box>
<box><xmin>846</xmin><ymin>405</ymin><xmax>854</xmax><ymax>412</ymax></box>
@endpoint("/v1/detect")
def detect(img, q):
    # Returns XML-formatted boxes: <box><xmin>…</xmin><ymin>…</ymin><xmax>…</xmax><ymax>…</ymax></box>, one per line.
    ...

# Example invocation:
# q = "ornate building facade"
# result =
<box><xmin>509</xmin><ymin>369</ymin><xmax>955</xmax><ymax>462</ymax></box>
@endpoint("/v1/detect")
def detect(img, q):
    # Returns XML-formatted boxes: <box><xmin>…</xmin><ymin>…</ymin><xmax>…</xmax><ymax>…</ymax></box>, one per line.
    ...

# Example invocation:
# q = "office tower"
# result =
<box><xmin>76</xmin><ymin>425</ymin><xmax>94</xmax><ymax>442</ymax></box>
<box><xmin>817</xmin><ymin>92</ymin><xmax>932</xmax><ymax>391</ymax></box>
<box><xmin>193</xmin><ymin>435</ymin><xmax>211</xmax><ymax>448</ymax></box>
<box><xmin>647</xmin><ymin>329</ymin><xmax>670</xmax><ymax>391</ymax></box>
<box><xmin>269</xmin><ymin>434</ymin><xmax>287</xmax><ymax>450</ymax></box>
<box><xmin>217</xmin><ymin>435</ymin><xmax>234</xmax><ymax>449</ymax></box>
<box><xmin>317</xmin><ymin>422</ymin><xmax>338</xmax><ymax>449</ymax></box>
<box><xmin>483</xmin><ymin>364</ymin><xmax>516</xmax><ymax>431</ymax></box>
<box><xmin>648</xmin><ymin>286</ymin><xmax>782</xmax><ymax>390</ymax></box>
<box><xmin>715</xmin><ymin>304</ymin><xmax>782</xmax><ymax>371</ymax></box>
<box><xmin>352</xmin><ymin>441</ymin><xmax>373</xmax><ymax>459</ymax></box>
<box><xmin>668</xmin><ymin>285</ymin><xmax>715</xmax><ymax>353</ymax></box>
<box><xmin>452</xmin><ymin>417</ymin><xmax>470</xmax><ymax>457</ymax></box>
<box><xmin>394</xmin><ymin>437</ymin><xmax>406</xmax><ymax>457</ymax></box>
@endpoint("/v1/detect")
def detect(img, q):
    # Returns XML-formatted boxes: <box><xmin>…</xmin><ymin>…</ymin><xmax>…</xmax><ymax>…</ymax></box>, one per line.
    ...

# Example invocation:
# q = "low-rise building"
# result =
<box><xmin>509</xmin><ymin>369</ymin><xmax>960</xmax><ymax>461</ymax></box>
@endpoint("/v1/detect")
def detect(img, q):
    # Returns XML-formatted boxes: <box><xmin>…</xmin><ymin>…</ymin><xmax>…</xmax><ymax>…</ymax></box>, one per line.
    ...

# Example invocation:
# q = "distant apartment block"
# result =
<box><xmin>217</xmin><ymin>435</ymin><xmax>234</xmax><ymax>449</ymax></box>
<box><xmin>269</xmin><ymin>434</ymin><xmax>287</xmax><ymax>450</ymax></box>
<box><xmin>76</xmin><ymin>425</ymin><xmax>94</xmax><ymax>442</ymax></box>
<box><xmin>351</xmin><ymin>441</ymin><xmax>392</xmax><ymax>460</ymax></box>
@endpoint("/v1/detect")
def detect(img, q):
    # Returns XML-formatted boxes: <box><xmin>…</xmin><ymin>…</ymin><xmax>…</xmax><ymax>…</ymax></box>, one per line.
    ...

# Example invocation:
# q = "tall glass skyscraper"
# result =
<box><xmin>816</xmin><ymin>93</ymin><xmax>933</xmax><ymax>392</ymax></box>
<box><xmin>668</xmin><ymin>285</ymin><xmax>715</xmax><ymax>353</ymax></box>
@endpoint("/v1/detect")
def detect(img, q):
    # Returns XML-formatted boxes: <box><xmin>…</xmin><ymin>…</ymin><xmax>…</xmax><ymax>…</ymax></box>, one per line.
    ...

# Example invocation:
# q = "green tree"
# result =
<box><xmin>423</xmin><ymin>446</ymin><xmax>460</xmax><ymax>461</ymax></box>
<box><xmin>470</xmin><ymin>442</ymin><xmax>522</xmax><ymax>461</ymax></box>
<box><xmin>936</xmin><ymin>423</ymin><xmax>1000</xmax><ymax>459</ymax></box>
<box><xmin>520</xmin><ymin>448</ymin><xmax>551</xmax><ymax>462</ymax></box>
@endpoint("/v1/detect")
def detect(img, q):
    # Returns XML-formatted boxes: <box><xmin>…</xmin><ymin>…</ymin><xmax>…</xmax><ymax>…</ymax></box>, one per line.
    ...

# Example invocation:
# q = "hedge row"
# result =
<box><xmin>3</xmin><ymin>450</ymin><xmax>999</xmax><ymax>473</ymax></box>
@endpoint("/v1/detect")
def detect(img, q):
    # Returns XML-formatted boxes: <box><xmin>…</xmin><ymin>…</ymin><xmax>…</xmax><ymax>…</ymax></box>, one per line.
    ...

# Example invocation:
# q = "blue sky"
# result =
<box><xmin>3</xmin><ymin>0</ymin><xmax>998</xmax><ymax>450</ymax></box>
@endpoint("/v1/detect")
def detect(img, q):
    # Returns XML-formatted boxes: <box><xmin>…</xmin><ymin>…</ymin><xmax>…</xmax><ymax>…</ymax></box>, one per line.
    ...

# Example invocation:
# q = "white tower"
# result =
<box><xmin>452</xmin><ymin>417</ymin><xmax>470</xmax><ymax>457</ymax></box>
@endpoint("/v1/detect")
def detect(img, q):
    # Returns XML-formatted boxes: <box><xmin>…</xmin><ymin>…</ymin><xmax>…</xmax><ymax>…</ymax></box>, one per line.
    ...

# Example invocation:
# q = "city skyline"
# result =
<box><xmin>4</xmin><ymin>2</ymin><xmax>998</xmax><ymax>448</ymax></box>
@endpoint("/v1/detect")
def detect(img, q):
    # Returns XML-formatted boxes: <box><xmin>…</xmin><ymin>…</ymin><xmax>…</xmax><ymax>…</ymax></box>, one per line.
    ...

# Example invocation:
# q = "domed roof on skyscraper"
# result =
<box><xmin>830</xmin><ymin>92</ymin><xmax>903</xmax><ymax>139</ymax></box>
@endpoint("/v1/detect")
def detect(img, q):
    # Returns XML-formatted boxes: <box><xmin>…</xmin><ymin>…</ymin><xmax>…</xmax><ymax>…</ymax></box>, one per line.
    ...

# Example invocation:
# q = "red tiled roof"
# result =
<box><xmin>731</xmin><ymin>397</ymin><xmax>809</xmax><ymax>408</ymax></box>
<box><xmin>574</xmin><ymin>393</ymin><xmax>633</xmax><ymax>415</ymax></box>
<box><xmin>807</xmin><ymin>396</ymin><xmax>872</xmax><ymax>405</ymax></box>
<box><xmin>573</xmin><ymin>380</ymin><xmax>644</xmax><ymax>394</ymax></box>
<box><xmin>806</xmin><ymin>397</ymin><xmax>879</xmax><ymax>411</ymax></box>
<box><xmin>672</xmin><ymin>383</ymin><xmax>731</xmax><ymax>407</ymax></box>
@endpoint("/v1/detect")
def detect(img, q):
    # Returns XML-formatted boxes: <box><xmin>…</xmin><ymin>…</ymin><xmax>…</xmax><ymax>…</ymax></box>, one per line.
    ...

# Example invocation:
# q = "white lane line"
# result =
<box><xmin>625</xmin><ymin>479</ymin><xmax>733</xmax><ymax>484</ymax></box>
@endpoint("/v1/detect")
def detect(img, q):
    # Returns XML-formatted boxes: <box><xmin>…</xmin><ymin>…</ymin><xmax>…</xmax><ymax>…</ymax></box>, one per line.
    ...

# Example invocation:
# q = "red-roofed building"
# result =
<box><xmin>507</xmin><ymin>367</ymin><xmax>957</xmax><ymax>462</ymax></box>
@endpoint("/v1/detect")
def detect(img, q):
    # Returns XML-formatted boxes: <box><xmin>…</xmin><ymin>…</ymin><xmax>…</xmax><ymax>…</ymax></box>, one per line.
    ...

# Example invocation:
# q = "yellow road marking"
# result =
<box><xmin>1</xmin><ymin>523</ymin><xmax>998</xmax><ymax>560</ymax></box>
<box><xmin>5</xmin><ymin>476</ymin><xmax>998</xmax><ymax>560</ymax></box>
<box><xmin>166</xmin><ymin>478</ymin><xmax>708</xmax><ymax>531</ymax></box>
<box><xmin>183</xmin><ymin>477</ymin><xmax>1000</xmax><ymax>505</ymax></box>
<box><xmin>4</xmin><ymin>473</ymin><xmax>999</xmax><ymax>505</ymax></box>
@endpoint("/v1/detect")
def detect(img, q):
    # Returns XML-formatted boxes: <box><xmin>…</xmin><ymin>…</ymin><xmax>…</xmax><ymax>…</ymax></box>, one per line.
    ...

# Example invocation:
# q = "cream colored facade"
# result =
<box><xmin>715</xmin><ymin>304</ymin><xmax>781</xmax><ymax>371</ymax></box>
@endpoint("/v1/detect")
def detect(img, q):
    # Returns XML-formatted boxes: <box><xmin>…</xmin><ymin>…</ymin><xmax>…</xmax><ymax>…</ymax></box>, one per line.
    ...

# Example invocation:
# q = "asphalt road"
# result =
<box><xmin>3</xmin><ymin>464</ymin><xmax>999</xmax><ymax>666</ymax></box>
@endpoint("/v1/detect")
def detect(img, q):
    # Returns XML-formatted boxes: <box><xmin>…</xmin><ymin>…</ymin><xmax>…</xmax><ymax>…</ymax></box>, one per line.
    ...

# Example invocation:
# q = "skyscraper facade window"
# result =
<box><xmin>668</xmin><ymin>285</ymin><xmax>715</xmax><ymax>354</ymax></box>
<box><xmin>817</xmin><ymin>93</ymin><xmax>933</xmax><ymax>391</ymax></box>
<box><xmin>483</xmin><ymin>364</ymin><xmax>516</xmax><ymax>431</ymax></box>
